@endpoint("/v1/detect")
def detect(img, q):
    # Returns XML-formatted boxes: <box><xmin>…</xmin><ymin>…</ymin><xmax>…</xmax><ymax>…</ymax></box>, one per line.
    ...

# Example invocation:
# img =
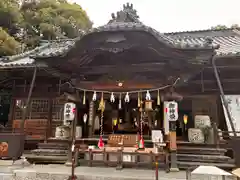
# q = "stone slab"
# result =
<box><xmin>10</xmin><ymin>165</ymin><xmax>187</xmax><ymax>180</ymax></box>
<box><xmin>0</xmin><ymin>164</ymin><xmax>234</xmax><ymax>180</ymax></box>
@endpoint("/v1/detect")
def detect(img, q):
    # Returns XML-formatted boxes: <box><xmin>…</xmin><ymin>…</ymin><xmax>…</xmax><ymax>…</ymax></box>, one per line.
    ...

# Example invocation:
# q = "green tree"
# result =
<box><xmin>0</xmin><ymin>0</ymin><xmax>92</xmax><ymax>55</ymax></box>
<box><xmin>0</xmin><ymin>0</ymin><xmax>22</xmax><ymax>36</ymax></box>
<box><xmin>20</xmin><ymin>0</ymin><xmax>92</xmax><ymax>46</ymax></box>
<box><xmin>0</xmin><ymin>27</ymin><xmax>20</xmax><ymax>56</ymax></box>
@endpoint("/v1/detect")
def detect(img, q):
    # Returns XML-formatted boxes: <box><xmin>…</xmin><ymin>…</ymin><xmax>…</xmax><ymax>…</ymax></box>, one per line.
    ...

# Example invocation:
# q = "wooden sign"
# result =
<box><xmin>0</xmin><ymin>142</ymin><xmax>8</xmax><ymax>157</ymax></box>
<box><xmin>108</xmin><ymin>134</ymin><xmax>138</xmax><ymax>147</ymax></box>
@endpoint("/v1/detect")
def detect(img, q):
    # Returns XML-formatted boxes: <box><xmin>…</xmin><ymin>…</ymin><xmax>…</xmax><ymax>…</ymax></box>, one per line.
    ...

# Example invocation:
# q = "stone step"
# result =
<box><xmin>31</xmin><ymin>149</ymin><xmax>68</xmax><ymax>156</ymax></box>
<box><xmin>177</xmin><ymin>147</ymin><xmax>227</xmax><ymax>155</ymax></box>
<box><xmin>177</xmin><ymin>154</ymin><xmax>232</xmax><ymax>163</ymax></box>
<box><xmin>177</xmin><ymin>161</ymin><xmax>235</xmax><ymax>169</ymax></box>
<box><xmin>25</xmin><ymin>155</ymin><xmax>67</xmax><ymax>164</ymax></box>
<box><xmin>38</xmin><ymin>143</ymin><xmax>68</xmax><ymax>150</ymax></box>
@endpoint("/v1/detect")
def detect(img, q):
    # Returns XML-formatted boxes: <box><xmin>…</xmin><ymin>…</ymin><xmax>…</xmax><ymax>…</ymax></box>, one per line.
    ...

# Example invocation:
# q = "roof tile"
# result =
<box><xmin>1</xmin><ymin>28</ymin><xmax>240</xmax><ymax>69</ymax></box>
<box><xmin>166</xmin><ymin>28</ymin><xmax>240</xmax><ymax>56</ymax></box>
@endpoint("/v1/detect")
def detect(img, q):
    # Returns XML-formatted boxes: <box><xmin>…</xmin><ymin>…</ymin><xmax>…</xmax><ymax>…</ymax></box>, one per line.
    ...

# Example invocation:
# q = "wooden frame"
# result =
<box><xmin>78</xmin><ymin>147</ymin><xmax>169</xmax><ymax>171</ymax></box>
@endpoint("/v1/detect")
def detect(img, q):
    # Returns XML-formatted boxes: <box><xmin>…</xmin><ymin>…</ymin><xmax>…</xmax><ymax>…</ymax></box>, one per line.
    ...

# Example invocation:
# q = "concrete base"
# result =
<box><xmin>170</xmin><ymin>151</ymin><xmax>179</xmax><ymax>172</ymax></box>
<box><xmin>65</xmin><ymin>161</ymin><xmax>72</xmax><ymax>167</ymax></box>
<box><xmin>0</xmin><ymin>160</ymin><xmax>13</xmax><ymax>166</ymax></box>
<box><xmin>169</xmin><ymin>167</ymin><xmax>180</xmax><ymax>172</ymax></box>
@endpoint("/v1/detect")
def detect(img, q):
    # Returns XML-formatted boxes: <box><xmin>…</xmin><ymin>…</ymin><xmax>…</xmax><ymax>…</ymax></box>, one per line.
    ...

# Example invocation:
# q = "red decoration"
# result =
<box><xmin>139</xmin><ymin>137</ymin><xmax>145</xmax><ymax>149</ymax></box>
<box><xmin>98</xmin><ymin>136</ymin><xmax>104</xmax><ymax>149</ymax></box>
<box><xmin>72</xmin><ymin>108</ymin><xmax>76</xmax><ymax>113</ymax></box>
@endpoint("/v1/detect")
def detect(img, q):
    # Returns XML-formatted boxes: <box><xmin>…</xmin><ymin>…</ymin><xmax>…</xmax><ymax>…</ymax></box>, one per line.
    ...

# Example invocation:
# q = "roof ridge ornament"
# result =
<box><xmin>109</xmin><ymin>3</ymin><xmax>140</xmax><ymax>24</ymax></box>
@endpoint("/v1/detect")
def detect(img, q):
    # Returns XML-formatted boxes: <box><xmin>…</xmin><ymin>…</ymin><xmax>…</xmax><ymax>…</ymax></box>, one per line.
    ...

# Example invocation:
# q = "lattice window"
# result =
<box><xmin>13</xmin><ymin>98</ymin><xmax>65</xmax><ymax>122</ymax></box>
<box><xmin>14</xmin><ymin>99</ymin><xmax>26</xmax><ymax>120</ymax></box>
<box><xmin>28</xmin><ymin>99</ymin><xmax>49</xmax><ymax>119</ymax></box>
<box><xmin>52</xmin><ymin>99</ymin><xmax>64</xmax><ymax>121</ymax></box>
<box><xmin>13</xmin><ymin>99</ymin><xmax>50</xmax><ymax>120</ymax></box>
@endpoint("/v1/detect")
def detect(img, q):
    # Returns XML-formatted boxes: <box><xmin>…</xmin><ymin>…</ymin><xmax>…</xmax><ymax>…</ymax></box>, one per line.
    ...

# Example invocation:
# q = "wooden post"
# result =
<box><xmin>66</xmin><ymin>92</ymin><xmax>78</xmax><ymax>166</ymax></box>
<box><xmin>20</xmin><ymin>66</ymin><xmax>37</xmax><ymax>132</ymax></box>
<box><xmin>47</xmin><ymin>98</ymin><xmax>53</xmax><ymax>140</ymax></box>
<box><xmin>169</xmin><ymin>121</ymin><xmax>179</xmax><ymax>171</ymax></box>
<box><xmin>65</xmin><ymin>108</ymin><xmax>77</xmax><ymax>166</ymax></box>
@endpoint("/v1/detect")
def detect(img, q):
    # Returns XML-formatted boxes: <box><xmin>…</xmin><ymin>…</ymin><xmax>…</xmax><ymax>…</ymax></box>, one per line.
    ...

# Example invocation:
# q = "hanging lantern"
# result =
<box><xmin>183</xmin><ymin>114</ymin><xmax>188</xmax><ymax>125</ymax></box>
<box><xmin>124</xmin><ymin>92</ymin><xmax>130</xmax><ymax>103</ymax></box>
<box><xmin>119</xmin><ymin>93</ymin><xmax>122</xmax><ymax>109</ymax></box>
<box><xmin>110</xmin><ymin>92</ymin><xmax>115</xmax><ymax>103</ymax></box>
<box><xmin>83</xmin><ymin>113</ymin><xmax>88</xmax><ymax>123</ymax></box>
<box><xmin>157</xmin><ymin>90</ymin><xmax>161</xmax><ymax>105</ymax></box>
<box><xmin>92</xmin><ymin>91</ymin><xmax>97</xmax><ymax>101</ymax></box>
<box><xmin>113</xmin><ymin>119</ymin><xmax>117</xmax><ymax>126</ymax></box>
<box><xmin>145</xmin><ymin>90</ymin><xmax>151</xmax><ymax>100</ymax></box>
<box><xmin>83</xmin><ymin>91</ymin><xmax>86</xmax><ymax>105</ymax></box>
<box><xmin>145</xmin><ymin>100</ymin><xmax>153</xmax><ymax>111</ymax></box>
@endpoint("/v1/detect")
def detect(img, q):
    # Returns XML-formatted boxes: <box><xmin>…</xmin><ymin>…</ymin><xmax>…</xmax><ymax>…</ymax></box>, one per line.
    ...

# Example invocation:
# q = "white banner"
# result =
<box><xmin>221</xmin><ymin>95</ymin><xmax>240</xmax><ymax>136</ymax></box>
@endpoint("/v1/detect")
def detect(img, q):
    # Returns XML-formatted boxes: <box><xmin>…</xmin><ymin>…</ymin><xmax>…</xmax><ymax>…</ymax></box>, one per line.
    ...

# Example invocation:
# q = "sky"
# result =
<box><xmin>74</xmin><ymin>0</ymin><xmax>240</xmax><ymax>33</ymax></box>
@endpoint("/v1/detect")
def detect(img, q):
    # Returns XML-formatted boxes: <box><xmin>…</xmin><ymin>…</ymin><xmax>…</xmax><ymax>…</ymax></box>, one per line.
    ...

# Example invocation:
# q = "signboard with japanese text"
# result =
<box><xmin>64</xmin><ymin>103</ymin><xmax>76</xmax><ymax>123</ymax></box>
<box><xmin>221</xmin><ymin>95</ymin><xmax>240</xmax><ymax>136</ymax></box>
<box><xmin>165</xmin><ymin>101</ymin><xmax>178</xmax><ymax>121</ymax></box>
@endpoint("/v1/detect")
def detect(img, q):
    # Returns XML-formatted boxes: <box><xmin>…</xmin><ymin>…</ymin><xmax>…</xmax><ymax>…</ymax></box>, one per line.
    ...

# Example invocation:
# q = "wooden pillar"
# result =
<box><xmin>20</xmin><ymin>66</ymin><xmax>37</xmax><ymax>131</ymax></box>
<box><xmin>46</xmin><ymin>98</ymin><xmax>53</xmax><ymax>140</ymax></box>
<box><xmin>164</xmin><ymin>101</ymin><xmax>179</xmax><ymax>172</ymax></box>
<box><xmin>65</xmin><ymin>92</ymin><xmax>79</xmax><ymax>166</ymax></box>
<box><xmin>169</xmin><ymin>121</ymin><xmax>179</xmax><ymax>171</ymax></box>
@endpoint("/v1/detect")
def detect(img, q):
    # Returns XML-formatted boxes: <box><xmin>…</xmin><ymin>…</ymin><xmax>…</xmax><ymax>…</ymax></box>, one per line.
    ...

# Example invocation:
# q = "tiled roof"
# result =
<box><xmin>0</xmin><ymin>40</ymin><xmax>75</xmax><ymax>68</ymax></box>
<box><xmin>165</xmin><ymin>28</ymin><xmax>240</xmax><ymax>56</ymax></box>
<box><xmin>1</xmin><ymin>28</ymin><xmax>240</xmax><ymax>69</ymax></box>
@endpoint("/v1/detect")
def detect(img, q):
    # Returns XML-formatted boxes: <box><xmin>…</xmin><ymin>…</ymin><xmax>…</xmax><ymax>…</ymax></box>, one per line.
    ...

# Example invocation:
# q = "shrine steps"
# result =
<box><xmin>26</xmin><ymin>155</ymin><xmax>67</xmax><ymax>164</ymax></box>
<box><xmin>176</xmin><ymin>143</ymin><xmax>235</xmax><ymax>169</ymax></box>
<box><xmin>177</xmin><ymin>147</ymin><xmax>226</xmax><ymax>155</ymax></box>
<box><xmin>177</xmin><ymin>161</ymin><xmax>235</xmax><ymax>169</ymax></box>
<box><xmin>38</xmin><ymin>143</ymin><xmax>68</xmax><ymax>150</ymax></box>
<box><xmin>25</xmin><ymin>142</ymin><xmax>69</xmax><ymax>164</ymax></box>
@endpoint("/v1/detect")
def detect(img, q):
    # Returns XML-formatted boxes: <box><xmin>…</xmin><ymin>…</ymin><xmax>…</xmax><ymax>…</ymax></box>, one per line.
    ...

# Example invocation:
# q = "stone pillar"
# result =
<box><xmin>169</xmin><ymin>121</ymin><xmax>179</xmax><ymax>171</ymax></box>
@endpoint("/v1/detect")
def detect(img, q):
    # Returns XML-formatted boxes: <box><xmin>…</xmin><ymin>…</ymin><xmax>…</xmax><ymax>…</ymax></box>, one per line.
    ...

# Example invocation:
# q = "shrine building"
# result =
<box><xmin>0</xmin><ymin>3</ymin><xmax>240</xmax><ymax>170</ymax></box>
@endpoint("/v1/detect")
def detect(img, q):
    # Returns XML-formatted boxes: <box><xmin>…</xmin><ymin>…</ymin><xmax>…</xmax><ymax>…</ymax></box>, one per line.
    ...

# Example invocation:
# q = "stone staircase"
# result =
<box><xmin>176</xmin><ymin>142</ymin><xmax>235</xmax><ymax>169</ymax></box>
<box><xmin>25</xmin><ymin>142</ymin><xmax>69</xmax><ymax>164</ymax></box>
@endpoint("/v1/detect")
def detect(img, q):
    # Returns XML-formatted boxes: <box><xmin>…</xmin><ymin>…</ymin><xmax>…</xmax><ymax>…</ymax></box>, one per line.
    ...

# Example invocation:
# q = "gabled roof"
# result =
<box><xmin>0</xmin><ymin>28</ymin><xmax>238</xmax><ymax>69</ymax></box>
<box><xmin>165</xmin><ymin>28</ymin><xmax>240</xmax><ymax>57</ymax></box>
<box><xmin>0</xmin><ymin>40</ymin><xmax>75</xmax><ymax>69</ymax></box>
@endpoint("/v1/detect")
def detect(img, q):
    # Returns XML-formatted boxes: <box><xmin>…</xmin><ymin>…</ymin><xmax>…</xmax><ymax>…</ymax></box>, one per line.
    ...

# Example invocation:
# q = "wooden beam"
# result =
<box><xmin>189</xmin><ymin>78</ymin><xmax>240</xmax><ymax>85</ymax></box>
<box><xmin>76</xmin><ymin>62</ymin><xmax>166</xmax><ymax>75</ymax></box>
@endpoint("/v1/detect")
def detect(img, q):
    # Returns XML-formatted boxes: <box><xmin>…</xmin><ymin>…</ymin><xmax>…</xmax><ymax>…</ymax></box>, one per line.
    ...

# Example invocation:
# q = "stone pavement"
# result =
<box><xmin>0</xmin><ymin>163</ymin><xmax>235</xmax><ymax>180</ymax></box>
<box><xmin>12</xmin><ymin>165</ymin><xmax>186</xmax><ymax>180</ymax></box>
